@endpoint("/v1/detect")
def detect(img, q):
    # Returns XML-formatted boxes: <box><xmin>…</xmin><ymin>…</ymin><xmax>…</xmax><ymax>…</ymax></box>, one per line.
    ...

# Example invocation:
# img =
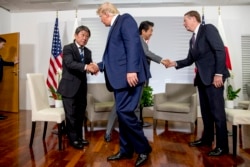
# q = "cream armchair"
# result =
<box><xmin>27</xmin><ymin>73</ymin><xmax>65</xmax><ymax>150</ymax></box>
<box><xmin>238</xmin><ymin>83</ymin><xmax>250</xmax><ymax>109</ymax></box>
<box><xmin>86</xmin><ymin>83</ymin><xmax>114</xmax><ymax>131</ymax></box>
<box><xmin>153</xmin><ymin>83</ymin><xmax>197</xmax><ymax>132</ymax></box>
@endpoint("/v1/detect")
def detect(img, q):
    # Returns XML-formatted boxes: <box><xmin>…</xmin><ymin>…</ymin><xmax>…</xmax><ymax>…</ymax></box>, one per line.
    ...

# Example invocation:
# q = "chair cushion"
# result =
<box><xmin>94</xmin><ymin>101</ymin><xmax>114</xmax><ymax>112</ymax></box>
<box><xmin>226</xmin><ymin>108</ymin><xmax>250</xmax><ymax>125</ymax></box>
<box><xmin>155</xmin><ymin>102</ymin><xmax>191</xmax><ymax>113</ymax></box>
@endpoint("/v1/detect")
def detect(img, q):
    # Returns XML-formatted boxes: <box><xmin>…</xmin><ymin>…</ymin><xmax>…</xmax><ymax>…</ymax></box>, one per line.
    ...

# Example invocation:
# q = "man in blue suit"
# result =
<box><xmin>94</xmin><ymin>2</ymin><xmax>152</xmax><ymax>167</ymax></box>
<box><xmin>166</xmin><ymin>10</ymin><xmax>230</xmax><ymax>156</ymax></box>
<box><xmin>103</xmin><ymin>20</ymin><xmax>169</xmax><ymax>142</ymax></box>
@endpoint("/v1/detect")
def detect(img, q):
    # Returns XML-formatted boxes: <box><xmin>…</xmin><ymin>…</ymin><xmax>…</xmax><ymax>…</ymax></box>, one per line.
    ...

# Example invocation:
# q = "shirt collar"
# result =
<box><xmin>141</xmin><ymin>36</ymin><xmax>148</xmax><ymax>43</ymax></box>
<box><xmin>75</xmin><ymin>42</ymin><xmax>83</xmax><ymax>49</ymax></box>
<box><xmin>110</xmin><ymin>14</ymin><xmax>118</xmax><ymax>26</ymax></box>
<box><xmin>193</xmin><ymin>24</ymin><xmax>201</xmax><ymax>35</ymax></box>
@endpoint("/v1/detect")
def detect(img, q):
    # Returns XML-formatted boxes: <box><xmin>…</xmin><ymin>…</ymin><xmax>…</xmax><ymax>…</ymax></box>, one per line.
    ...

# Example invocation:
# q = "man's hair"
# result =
<box><xmin>184</xmin><ymin>10</ymin><xmax>201</xmax><ymax>23</ymax></box>
<box><xmin>96</xmin><ymin>2</ymin><xmax>120</xmax><ymax>15</ymax></box>
<box><xmin>0</xmin><ymin>37</ymin><xmax>6</xmax><ymax>43</ymax></box>
<box><xmin>75</xmin><ymin>25</ymin><xmax>91</xmax><ymax>37</ymax></box>
<box><xmin>139</xmin><ymin>21</ymin><xmax>154</xmax><ymax>35</ymax></box>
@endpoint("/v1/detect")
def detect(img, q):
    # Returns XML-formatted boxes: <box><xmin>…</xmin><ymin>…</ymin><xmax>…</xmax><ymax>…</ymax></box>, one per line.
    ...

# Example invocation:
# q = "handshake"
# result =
<box><xmin>86</xmin><ymin>63</ymin><xmax>99</xmax><ymax>75</ymax></box>
<box><xmin>85</xmin><ymin>58</ymin><xmax>176</xmax><ymax>75</ymax></box>
<box><xmin>161</xmin><ymin>59</ymin><xmax>176</xmax><ymax>68</ymax></box>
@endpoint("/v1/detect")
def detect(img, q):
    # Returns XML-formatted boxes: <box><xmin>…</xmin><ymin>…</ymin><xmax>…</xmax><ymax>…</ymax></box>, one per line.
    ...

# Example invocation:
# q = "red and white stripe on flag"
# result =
<box><xmin>46</xmin><ymin>17</ymin><xmax>63</xmax><ymax>90</ymax></box>
<box><xmin>217</xmin><ymin>14</ymin><xmax>232</xmax><ymax>70</ymax></box>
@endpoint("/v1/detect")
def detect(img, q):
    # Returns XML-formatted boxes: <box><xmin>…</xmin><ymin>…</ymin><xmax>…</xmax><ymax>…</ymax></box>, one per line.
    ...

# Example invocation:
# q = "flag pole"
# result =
<box><xmin>201</xmin><ymin>6</ymin><xmax>205</xmax><ymax>25</ymax></box>
<box><xmin>71</xmin><ymin>9</ymin><xmax>79</xmax><ymax>42</ymax></box>
<box><xmin>218</xmin><ymin>6</ymin><xmax>221</xmax><ymax>16</ymax></box>
<box><xmin>56</xmin><ymin>10</ymin><xmax>58</xmax><ymax>18</ymax></box>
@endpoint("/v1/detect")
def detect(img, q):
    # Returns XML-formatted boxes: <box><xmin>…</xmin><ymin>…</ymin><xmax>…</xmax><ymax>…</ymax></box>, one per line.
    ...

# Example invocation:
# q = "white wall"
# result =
<box><xmin>0</xmin><ymin>8</ymin><xmax>11</xmax><ymax>34</ymax></box>
<box><xmin>7</xmin><ymin>5</ymin><xmax>250</xmax><ymax>110</ymax></box>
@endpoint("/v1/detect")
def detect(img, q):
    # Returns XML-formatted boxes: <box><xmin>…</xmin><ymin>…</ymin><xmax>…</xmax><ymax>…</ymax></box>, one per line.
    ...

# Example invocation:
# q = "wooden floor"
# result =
<box><xmin>0</xmin><ymin>110</ymin><xmax>250</xmax><ymax>167</ymax></box>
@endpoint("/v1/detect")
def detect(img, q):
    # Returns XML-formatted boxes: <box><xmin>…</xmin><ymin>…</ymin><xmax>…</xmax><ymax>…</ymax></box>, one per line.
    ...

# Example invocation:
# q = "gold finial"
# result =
<box><xmin>218</xmin><ymin>6</ymin><xmax>221</xmax><ymax>15</ymax></box>
<box><xmin>75</xmin><ymin>9</ymin><xmax>78</xmax><ymax>18</ymax></box>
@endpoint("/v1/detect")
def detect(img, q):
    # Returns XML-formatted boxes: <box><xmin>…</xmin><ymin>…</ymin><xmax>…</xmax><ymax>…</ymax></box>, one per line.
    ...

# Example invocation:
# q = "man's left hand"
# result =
<box><xmin>127</xmin><ymin>72</ymin><xmax>138</xmax><ymax>87</ymax></box>
<box><xmin>213</xmin><ymin>75</ymin><xmax>223</xmax><ymax>88</ymax></box>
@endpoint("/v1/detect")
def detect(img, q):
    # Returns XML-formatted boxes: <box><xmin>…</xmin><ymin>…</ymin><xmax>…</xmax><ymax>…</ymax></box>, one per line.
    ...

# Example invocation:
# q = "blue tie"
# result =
<box><xmin>79</xmin><ymin>47</ymin><xmax>84</xmax><ymax>62</ymax></box>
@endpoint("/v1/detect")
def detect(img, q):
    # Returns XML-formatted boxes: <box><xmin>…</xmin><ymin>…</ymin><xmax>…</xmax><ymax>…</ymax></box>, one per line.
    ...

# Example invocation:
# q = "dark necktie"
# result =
<box><xmin>191</xmin><ymin>33</ymin><xmax>195</xmax><ymax>48</ymax></box>
<box><xmin>79</xmin><ymin>47</ymin><xmax>84</xmax><ymax>62</ymax></box>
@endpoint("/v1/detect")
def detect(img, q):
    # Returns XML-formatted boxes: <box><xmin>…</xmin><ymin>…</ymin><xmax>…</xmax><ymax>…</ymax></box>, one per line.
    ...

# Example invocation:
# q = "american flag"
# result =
<box><xmin>46</xmin><ymin>17</ymin><xmax>62</xmax><ymax>90</ymax></box>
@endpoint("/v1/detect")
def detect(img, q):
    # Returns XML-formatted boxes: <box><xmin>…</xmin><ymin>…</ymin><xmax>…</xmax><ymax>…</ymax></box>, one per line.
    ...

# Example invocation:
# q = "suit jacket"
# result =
<box><xmin>176</xmin><ymin>24</ymin><xmax>230</xmax><ymax>85</ymax></box>
<box><xmin>140</xmin><ymin>36</ymin><xmax>162</xmax><ymax>65</ymax></box>
<box><xmin>57</xmin><ymin>43</ymin><xmax>92</xmax><ymax>97</ymax></box>
<box><xmin>98</xmin><ymin>14</ymin><xmax>151</xmax><ymax>91</ymax></box>
<box><xmin>0</xmin><ymin>57</ymin><xmax>14</xmax><ymax>82</ymax></box>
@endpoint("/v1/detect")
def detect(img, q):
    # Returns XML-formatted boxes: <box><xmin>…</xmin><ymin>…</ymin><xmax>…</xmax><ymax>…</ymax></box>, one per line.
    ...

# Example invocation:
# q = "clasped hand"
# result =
<box><xmin>86</xmin><ymin>63</ymin><xmax>99</xmax><ymax>75</ymax></box>
<box><xmin>161</xmin><ymin>59</ymin><xmax>176</xmax><ymax>68</ymax></box>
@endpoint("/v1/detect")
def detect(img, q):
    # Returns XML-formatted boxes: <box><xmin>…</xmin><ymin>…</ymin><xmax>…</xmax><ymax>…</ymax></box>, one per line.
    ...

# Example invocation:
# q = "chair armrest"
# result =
<box><xmin>154</xmin><ymin>93</ymin><xmax>168</xmax><ymax>105</ymax></box>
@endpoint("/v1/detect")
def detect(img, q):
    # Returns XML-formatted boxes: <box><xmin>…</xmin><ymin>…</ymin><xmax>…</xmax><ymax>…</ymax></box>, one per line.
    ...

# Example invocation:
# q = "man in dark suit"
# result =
<box><xmin>0</xmin><ymin>37</ymin><xmax>18</xmax><ymax>120</ymax></box>
<box><xmin>94</xmin><ymin>2</ymin><xmax>152</xmax><ymax>167</ymax></box>
<box><xmin>57</xmin><ymin>25</ymin><xmax>95</xmax><ymax>149</ymax></box>
<box><xmin>166</xmin><ymin>10</ymin><xmax>229</xmax><ymax>156</ymax></box>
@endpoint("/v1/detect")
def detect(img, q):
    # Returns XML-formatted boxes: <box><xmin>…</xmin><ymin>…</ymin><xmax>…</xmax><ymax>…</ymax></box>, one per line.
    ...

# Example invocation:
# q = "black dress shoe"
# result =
<box><xmin>70</xmin><ymin>140</ymin><xmax>84</xmax><ymax>149</ymax></box>
<box><xmin>79</xmin><ymin>139</ymin><xmax>89</xmax><ymax>145</ymax></box>
<box><xmin>0</xmin><ymin>115</ymin><xmax>7</xmax><ymax>120</ymax></box>
<box><xmin>208</xmin><ymin>147</ymin><xmax>229</xmax><ymax>156</ymax></box>
<box><xmin>107</xmin><ymin>152</ymin><xmax>133</xmax><ymax>161</ymax></box>
<box><xmin>104</xmin><ymin>134</ymin><xmax>111</xmax><ymax>142</ymax></box>
<box><xmin>189</xmin><ymin>139</ymin><xmax>212</xmax><ymax>147</ymax></box>
<box><xmin>135</xmin><ymin>153</ymin><xmax>149</xmax><ymax>167</ymax></box>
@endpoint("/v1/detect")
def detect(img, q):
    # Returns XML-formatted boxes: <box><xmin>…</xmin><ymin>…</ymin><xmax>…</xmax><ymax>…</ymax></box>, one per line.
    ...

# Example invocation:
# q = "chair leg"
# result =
<box><xmin>83</xmin><ymin>116</ymin><xmax>88</xmax><ymax>132</ymax></box>
<box><xmin>43</xmin><ymin>122</ymin><xmax>48</xmax><ymax>140</ymax></box>
<box><xmin>29</xmin><ymin>122</ymin><xmax>36</xmax><ymax>147</ymax></box>
<box><xmin>232</xmin><ymin>125</ymin><xmax>237</xmax><ymax>157</ymax></box>
<box><xmin>90</xmin><ymin>122</ymin><xmax>94</xmax><ymax>132</ymax></box>
<box><xmin>153</xmin><ymin>119</ymin><xmax>157</xmax><ymax>130</ymax></box>
<box><xmin>57</xmin><ymin>123</ymin><xmax>62</xmax><ymax>150</ymax></box>
<box><xmin>190</xmin><ymin>122</ymin><xmax>195</xmax><ymax>133</ymax></box>
<box><xmin>62</xmin><ymin>120</ymin><xmax>66</xmax><ymax>134</ymax></box>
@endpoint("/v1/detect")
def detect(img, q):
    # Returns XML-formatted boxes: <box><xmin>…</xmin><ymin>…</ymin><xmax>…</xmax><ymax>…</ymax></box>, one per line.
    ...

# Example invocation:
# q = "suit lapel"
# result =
<box><xmin>104</xmin><ymin>15</ymin><xmax>120</xmax><ymax>59</ymax></box>
<box><xmin>189</xmin><ymin>25</ymin><xmax>205</xmax><ymax>50</ymax></box>
<box><xmin>71</xmin><ymin>43</ymin><xmax>82</xmax><ymax>61</ymax></box>
<box><xmin>107</xmin><ymin>15</ymin><xmax>120</xmax><ymax>41</ymax></box>
<box><xmin>195</xmin><ymin>25</ymin><xmax>205</xmax><ymax>47</ymax></box>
